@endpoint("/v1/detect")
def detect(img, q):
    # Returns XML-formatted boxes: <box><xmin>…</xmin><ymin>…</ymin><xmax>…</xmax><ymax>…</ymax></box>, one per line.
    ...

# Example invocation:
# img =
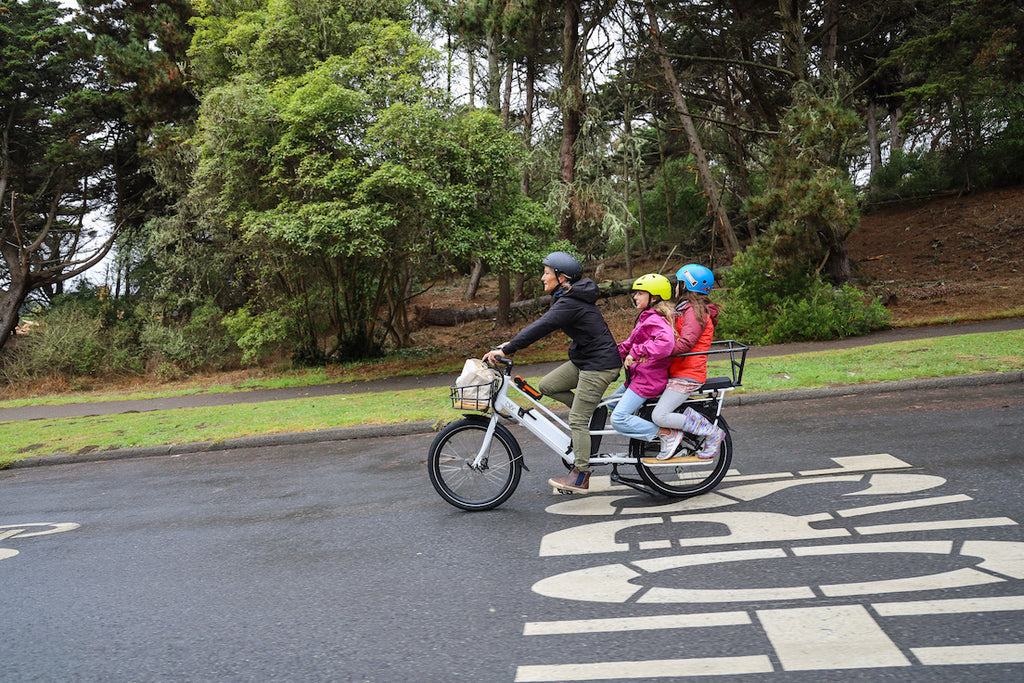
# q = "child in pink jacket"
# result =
<box><xmin>609</xmin><ymin>274</ymin><xmax>676</xmax><ymax>442</ymax></box>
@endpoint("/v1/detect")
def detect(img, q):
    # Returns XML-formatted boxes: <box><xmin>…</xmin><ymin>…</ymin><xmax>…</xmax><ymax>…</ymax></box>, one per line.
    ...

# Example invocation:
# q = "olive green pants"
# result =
<box><xmin>537</xmin><ymin>361</ymin><xmax>621</xmax><ymax>470</ymax></box>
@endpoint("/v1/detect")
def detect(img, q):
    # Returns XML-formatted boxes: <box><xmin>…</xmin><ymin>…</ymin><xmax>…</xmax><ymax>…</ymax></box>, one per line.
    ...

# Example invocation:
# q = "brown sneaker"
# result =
<box><xmin>548</xmin><ymin>467</ymin><xmax>590</xmax><ymax>493</ymax></box>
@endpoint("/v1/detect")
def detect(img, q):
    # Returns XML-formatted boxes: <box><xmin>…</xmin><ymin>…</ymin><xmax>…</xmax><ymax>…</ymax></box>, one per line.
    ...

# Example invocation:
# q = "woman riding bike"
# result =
<box><xmin>482</xmin><ymin>251</ymin><xmax>621</xmax><ymax>494</ymax></box>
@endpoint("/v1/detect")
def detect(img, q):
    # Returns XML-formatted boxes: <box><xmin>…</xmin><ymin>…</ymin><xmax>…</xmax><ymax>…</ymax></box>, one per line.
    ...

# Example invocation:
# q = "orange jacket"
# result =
<box><xmin>668</xmin><ymin>302</ymin><xmax>718</xmax><ymax>382</ymax></box>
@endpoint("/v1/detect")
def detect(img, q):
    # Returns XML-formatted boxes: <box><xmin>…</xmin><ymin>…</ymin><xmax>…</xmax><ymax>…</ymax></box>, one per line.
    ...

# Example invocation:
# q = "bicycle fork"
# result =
<box><xmin>469</xmin><ymin>413</ymin><xmax>501</xmax><ymax>470</ymax></box>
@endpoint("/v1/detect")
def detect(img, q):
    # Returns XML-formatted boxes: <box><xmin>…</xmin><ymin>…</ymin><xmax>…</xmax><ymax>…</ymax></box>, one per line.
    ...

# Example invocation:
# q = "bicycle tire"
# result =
<box><xmin>634</xmin><ymin>415</ymin><xmax>732</xmax><ymax>498</ymax></box>
<box><xmin>427</xmin><ymin>416</ymin><xmax>523</xmax><ymax>511</ymax></box>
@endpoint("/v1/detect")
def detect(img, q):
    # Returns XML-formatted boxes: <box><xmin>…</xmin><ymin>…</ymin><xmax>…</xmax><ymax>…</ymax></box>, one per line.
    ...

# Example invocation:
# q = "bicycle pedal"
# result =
<box><xmin>553</xmin><ymin>487</ymin><xmax>576</xmax><ymax>495</ymax></box>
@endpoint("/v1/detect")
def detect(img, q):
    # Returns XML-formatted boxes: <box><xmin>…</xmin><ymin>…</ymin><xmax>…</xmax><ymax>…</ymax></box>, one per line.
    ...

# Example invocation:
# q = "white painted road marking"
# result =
<box><xmin>0</xmin><ymin>522</ymin><xmax>80</xmax><ymax>537</ymax></box>
<box><xmin>873</xmin><ymin>595</ymin><xmax>1024</xmax><ymax>615</ymax></box>
<box><xmin>523</xmin><ymin>454</ymin><xmax>1024</xmax><ymax>675</ymax></box>
<box><xmin>759</xmin><ymin>605</ymin><xmax>911</xmax><ymax>670</ymax></box>
<box><xmin>913</xmin><ymin>644</ymin><xmax>1024</xmax><ymax>665</ymax></box>
<box><xmin>523</xmin><ymin>611</ymin><xmax>750</xmax><ymax>635</ymax></box>
<box><xmin>518</xmin><ymin>595</ymin><xmax>1024</xmax><ymax>677</ymax></box>
<box><xmin>533</xmin><ymin>540</ymin><xmax>1024</xmax><ymax>603</ymax></box>
<box><xmin>0</xmin><ymin>522</ymin><xmax>80</xmax><ymax>562</ymax></box>
<box><xmin>514</xmin><ymin>655</ymin><xmax>774</xmax><ymax>681</ymax></box>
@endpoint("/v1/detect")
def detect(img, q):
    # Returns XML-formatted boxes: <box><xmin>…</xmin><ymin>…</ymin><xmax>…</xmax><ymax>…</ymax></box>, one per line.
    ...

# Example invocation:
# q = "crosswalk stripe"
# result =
<box><xmin>523</xmin><ymin>611</ymin><xmax>750</xmax><ymax>635</ymax></box>
<box><xmin>514</xmin><ymin>655</ymin><xmax>773</xmax><ymax>681</ymax></box>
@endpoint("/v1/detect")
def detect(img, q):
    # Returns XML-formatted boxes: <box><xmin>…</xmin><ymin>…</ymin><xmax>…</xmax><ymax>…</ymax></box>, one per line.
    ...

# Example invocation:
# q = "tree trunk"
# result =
<box><xmin>485</xmin><ymin>30</ymin><xmax>501</xmax><ymax>115</ymax></box>
<box><xmin>825</xmin><ymin>224</ymin><xmax>852</xmax><ymax>285</ymax></box>
<box><xmin>656</xmin><ymin>125</ymin><xmax>674</xmax><ymax>238</ymax></box>
<box><xmin>496</xmin><ymin>271</ymin><xmax>512</xmax><ymax>327</ymax></box>
<box><xmin>867</xmin><ymin>100</ymin><xmax>882</xmax><ymax>197</ymax></box>
<box><xmin>0</xmin><ymin>279</ymin><xmax>28</xmax><ymax>348</ymax></box>
<box><xmin>559</xmin><ymin>0</ymin><xmax>583</xmax><ymax>241</ymax></box>
<box><xmin>643</xmin><ymin>0</ymin><xmax>740</xmax><ymax>258</ymax></box>
<box><xmin>889</xmin><ymin>106</ymin><xmax>905</xmax><ymax>151</ymax></box>
<box><xmin>777</xmin><ymin>0</ymin><xmax>807</xmax><ymax>79</ymax></box>
<box><xmin>623</xmin><ymin>113</ymin><xmax>647</xmax><ymax>255</ymax></box>
<box><xmin>463</xmin><ymin>258</ymin><xmax>485</xmax><ymax>301</ymax></box>
<box><xmin>502</xmin><ymin>60</ymin><xmax>513</xmax><ymax>128</ymax></box>
<box><xmin>521</xmin><ymin>47</ymin><xmax>537</xmax><ymax>196</ymax></box>
<box><xmin>820</xmin><ymin>0</ymin><xmax>839</xmax><ymax>79</ymax></box>
<box><xmin>725</xmin><ymin>76</ymin><xmax>757</xmax><ymax>241</ymax></box>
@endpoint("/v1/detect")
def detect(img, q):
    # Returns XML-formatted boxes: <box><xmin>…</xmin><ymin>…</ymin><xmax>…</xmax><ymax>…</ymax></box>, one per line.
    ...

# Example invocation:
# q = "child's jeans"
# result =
<box><xmin>608</xmin><ymin>384</ymin><xmax>659</xmax><ymax>442</ymax></box>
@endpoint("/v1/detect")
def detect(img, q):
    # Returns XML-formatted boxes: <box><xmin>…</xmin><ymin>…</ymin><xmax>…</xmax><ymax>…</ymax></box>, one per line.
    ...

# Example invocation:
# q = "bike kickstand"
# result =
<box><xmin>609</xmin><ymin>464</ymin><xmax>661</xmax><ymax>497</ymax></box>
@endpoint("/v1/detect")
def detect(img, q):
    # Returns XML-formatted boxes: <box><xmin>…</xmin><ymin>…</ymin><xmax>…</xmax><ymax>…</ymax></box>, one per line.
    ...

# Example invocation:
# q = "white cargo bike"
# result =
<box><xmin>427</xmin><ymin>340</ymin><xmax>748</xmax><ymax>511</ymax></box>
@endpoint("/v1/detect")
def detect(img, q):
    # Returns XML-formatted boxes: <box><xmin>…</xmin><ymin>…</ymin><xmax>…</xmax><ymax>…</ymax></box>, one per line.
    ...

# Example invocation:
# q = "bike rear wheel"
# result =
<box><xmin>634</xmin><ymin>416</ymin><xmax>732</xmax><ymax>497</ymax></box>
<box><xmin>427</xmin><ymin>417</ymin><xmax>522</xmax><ymax>511</ymax></box>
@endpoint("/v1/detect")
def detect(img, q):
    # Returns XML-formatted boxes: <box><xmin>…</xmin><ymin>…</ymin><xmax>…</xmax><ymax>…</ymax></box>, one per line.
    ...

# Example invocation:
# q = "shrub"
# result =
<box><xmin>140</xmin><ymin>300</ymin><xmax>234</xmax><ymax>372</ymax></box>
<box><xmin>222</xmin><ymin>307</ymin><xmax>293</xmax><ymax>366</ymax></box>
<box><xmin>19</xmin><ymin>304</ymin><xmax>106</xmax><ymax>376</ymax></box>
<box><xmin>716</xmin><ymin>241</ymin><xmax>890</xmax><ymax>345</ymax></box>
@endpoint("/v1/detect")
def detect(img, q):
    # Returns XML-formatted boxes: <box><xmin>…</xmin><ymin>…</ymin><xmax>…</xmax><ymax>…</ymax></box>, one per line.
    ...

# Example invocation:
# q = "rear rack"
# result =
<box><xmin>674</xmin><ymin>339</ymin><xmax>749</xmax><ymax>389</ymax></box>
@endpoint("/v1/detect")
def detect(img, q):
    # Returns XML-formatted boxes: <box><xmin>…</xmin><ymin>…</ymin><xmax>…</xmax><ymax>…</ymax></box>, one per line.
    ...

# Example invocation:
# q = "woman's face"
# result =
<box><xmin>541</xmin><ymin>266</ymin><xmax>562</xmax><ymax>294</ymax></box>
<box><xmin>632</xmin><ymin>289</ymin><xmax>652</xmax><ymax>309</ymax></box>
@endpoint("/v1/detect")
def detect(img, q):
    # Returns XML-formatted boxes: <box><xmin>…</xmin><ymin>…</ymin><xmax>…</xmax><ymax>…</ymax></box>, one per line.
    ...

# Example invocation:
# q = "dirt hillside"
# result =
<box><xmin>849</xmin><ymin>185</ymin><xmax>1024</xmax><ymax>325</ymax></box>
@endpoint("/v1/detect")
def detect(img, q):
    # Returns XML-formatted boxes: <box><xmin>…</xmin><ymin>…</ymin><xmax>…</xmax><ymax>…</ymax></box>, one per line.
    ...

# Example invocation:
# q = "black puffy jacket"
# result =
<box><xmin>501</xmin><ymin>278</ymin><xmax>622</xmax><ymax>371</ymax></box>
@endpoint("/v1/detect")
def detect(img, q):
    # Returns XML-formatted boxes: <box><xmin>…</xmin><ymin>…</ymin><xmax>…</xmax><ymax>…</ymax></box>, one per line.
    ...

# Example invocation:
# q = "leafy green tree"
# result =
<box><xmin>189</xmin><ymin>5</ymin><xmax>549</xmax><ymax>359</ymax></box>
<box><xmin>0</xmin><ymin>0</ymin><xmax>120</xmax><ymax>349</ymax></box>
<box><xmin>638</xmin><ymin>155</ymin><xmax>710</xmax><ymax>254</ymax></box>
<box><xmin>886</xmin><ymin>0</ymin><xmax>1024</xmax><ymax>192</ymax></box>
<box><xmin>73</xmin><ymin>0</ymin><xmax>199</xmax><ymax>300</ymax></box>
<box><xmin>745</xmin><ymin>82</ymin><xmax>862</xmax><ymax>286</ymax></box>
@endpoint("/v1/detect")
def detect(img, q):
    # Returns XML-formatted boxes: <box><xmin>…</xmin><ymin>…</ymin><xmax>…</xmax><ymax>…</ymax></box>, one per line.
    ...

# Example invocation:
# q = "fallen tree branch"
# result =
<box><xmin>413</xmin><ymin>277</ymin><xmax>644</xmax><ymax>327</ymax></box>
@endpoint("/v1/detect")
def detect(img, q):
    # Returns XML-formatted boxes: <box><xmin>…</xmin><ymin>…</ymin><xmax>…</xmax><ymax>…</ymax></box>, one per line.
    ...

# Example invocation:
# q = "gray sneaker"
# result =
<box><xmin>657</xmin><ymin>429</ymin><xmax>684</xmax><ymax>460</ymax></box>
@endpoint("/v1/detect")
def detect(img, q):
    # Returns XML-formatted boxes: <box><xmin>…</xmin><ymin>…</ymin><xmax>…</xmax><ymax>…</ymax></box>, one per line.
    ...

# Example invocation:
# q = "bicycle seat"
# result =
<box><xmin>699</xmin><ymin>376</ymin><xmax>733</xmax><ymax>391</ymax></box>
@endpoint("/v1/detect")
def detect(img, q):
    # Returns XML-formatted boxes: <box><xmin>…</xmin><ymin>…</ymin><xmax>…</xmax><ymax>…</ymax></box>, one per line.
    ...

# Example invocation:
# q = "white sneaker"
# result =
<box><xmin>657</xmin><ymin>429</ymin><xmax>684</xmax><ymax>460</ymax></box>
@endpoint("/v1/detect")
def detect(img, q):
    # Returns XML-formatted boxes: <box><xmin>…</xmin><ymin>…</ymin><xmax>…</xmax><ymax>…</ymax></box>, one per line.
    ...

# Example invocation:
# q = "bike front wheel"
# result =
<box><xmin>427</xmin><ymin>417</ymin><xmax>523</xmax><ymax>511</ymax></box>
<box><xmin>634</xmin><ymin>416</ymin><xmax>732</xmax><ymax>498</ymax></box>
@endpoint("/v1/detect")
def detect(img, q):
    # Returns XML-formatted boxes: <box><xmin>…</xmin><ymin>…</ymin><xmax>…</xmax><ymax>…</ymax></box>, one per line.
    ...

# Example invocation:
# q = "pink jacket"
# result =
<box><xmin>617</xmin><ymin>309</ymin><xmax>676</xmax><ymax>398</ymax></box>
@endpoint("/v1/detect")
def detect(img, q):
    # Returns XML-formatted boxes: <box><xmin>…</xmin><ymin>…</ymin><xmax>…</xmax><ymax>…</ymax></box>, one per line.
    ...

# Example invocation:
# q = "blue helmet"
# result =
<box><xmin>676</xmin><ymin>264</ymin><xmax>714</xmax><ymax>294</ymax></box>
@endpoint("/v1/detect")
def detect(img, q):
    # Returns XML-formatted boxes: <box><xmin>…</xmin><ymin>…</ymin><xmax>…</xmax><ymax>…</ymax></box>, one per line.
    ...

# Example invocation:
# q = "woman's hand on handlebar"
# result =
<box><xmin>482</xmin><ymin>346</ymin><xmax>509</xmax><ymax>368</ymax></box>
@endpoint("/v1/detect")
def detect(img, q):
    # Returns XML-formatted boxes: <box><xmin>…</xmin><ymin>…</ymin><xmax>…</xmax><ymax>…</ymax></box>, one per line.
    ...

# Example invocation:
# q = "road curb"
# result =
<box><xmin>6</xmin><ymin>371</ymin><xmax>1021</xmax><ymax>470</ymax></box>
<box><xmin>6</xmin><ymin>421</ymin><xmax>437</xmax><ymax>469</ymax></box>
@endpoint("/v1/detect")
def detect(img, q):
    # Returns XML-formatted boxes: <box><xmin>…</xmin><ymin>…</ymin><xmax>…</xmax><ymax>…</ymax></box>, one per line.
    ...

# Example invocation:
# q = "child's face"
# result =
<box><xmin>632</xmin><ymin>290</ymin><xmax>651</xmax><ymax>309</ymax></box>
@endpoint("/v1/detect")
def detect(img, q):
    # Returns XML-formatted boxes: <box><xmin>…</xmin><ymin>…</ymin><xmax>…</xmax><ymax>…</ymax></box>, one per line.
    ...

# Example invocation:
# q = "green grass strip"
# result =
<box><xmin>2</xmin><ymin>329</ymin><xmax>1021</xmax><ymax>467</ymax></box>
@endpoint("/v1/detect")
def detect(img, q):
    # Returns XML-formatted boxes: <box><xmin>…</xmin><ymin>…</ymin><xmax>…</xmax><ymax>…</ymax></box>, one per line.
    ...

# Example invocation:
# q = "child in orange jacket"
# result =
<box><xmin>651</xmin><ymin>264</ymin><xmax>725</xmax><ymax>460</ymax></box>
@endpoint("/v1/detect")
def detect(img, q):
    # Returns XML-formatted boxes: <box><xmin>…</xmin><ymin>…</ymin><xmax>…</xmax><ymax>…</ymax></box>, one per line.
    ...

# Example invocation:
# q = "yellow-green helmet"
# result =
<box><xmin>632</xmin><ymin>273</ymin><xmax>672</xmax><ymax>301</ymax></box>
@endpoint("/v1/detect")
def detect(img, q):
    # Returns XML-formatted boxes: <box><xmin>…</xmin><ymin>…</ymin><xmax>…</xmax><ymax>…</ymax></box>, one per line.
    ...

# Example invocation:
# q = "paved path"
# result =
<box><xmin>2</xmin><ymin>317</ymin><xmax>1022</xmax><ymax>423</ymax></box>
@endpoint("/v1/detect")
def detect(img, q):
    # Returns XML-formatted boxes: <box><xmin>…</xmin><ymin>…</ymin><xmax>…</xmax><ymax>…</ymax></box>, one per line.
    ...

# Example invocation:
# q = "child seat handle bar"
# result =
<box><xmin>668</xmin><ymin>339</ymin><xmax>749</xmax><ymax>387</ymax></box>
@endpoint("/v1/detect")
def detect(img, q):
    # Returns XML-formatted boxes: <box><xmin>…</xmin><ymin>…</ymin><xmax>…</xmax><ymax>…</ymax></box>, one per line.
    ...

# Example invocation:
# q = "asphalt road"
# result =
<box><xmin>2</xmin><ymin>382</ymin><xmax>1023</xmax><ymax>681</ymax></box>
